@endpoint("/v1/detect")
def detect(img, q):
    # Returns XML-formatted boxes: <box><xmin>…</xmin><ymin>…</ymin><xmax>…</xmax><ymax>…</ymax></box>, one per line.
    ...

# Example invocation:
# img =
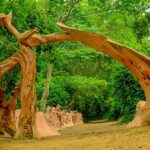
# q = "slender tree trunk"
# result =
<box><xmin>3</xmin><ymin>84</ymin><xmax>20</xmax><ymax>137</ymax></box>
<box><xmin>45</xmin><ymin>0</ymin><xmax>48</xmax><ymax>13</ymax></box>
<box><xmin>41</xmin><ymin>63</ymin><xmax>53</xmax><ymax>112</ymax></box>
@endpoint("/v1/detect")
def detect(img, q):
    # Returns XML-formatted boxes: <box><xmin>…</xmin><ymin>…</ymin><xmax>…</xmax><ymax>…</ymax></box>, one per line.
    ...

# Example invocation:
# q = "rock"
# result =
<box><xmin>14</xmin><ymin>105</ymin><xmax>84</xmax><ymax>138</ymax></box>
<box><xmin>60</xmin><ymin>111</ymin><xmax>74</xmax><ymax>128</ymax></box>
<box><xmin>44</xmin><ymin>106</ymin><xmax>84</xmax><ymax>128</ymax></box>
<box><xmin>127</xmin><ymin>101</ymin><xmax>146</xmax><ymax>128</ymax></box>
<box><xmin>36</xmin><ymin>112</ymin><xmax>59</xmax><ymax>138</ymax></box>
<box><xmin>44</xmin><ymin>106</ymin><xmax>61</xmax><ymax>129</ymax></box>
<box><xmin>15</xmin><ymin>110</ymin><xmax>59</xmax><ymax>138</ymax></box>
<box><xmin>71</xmin><ymin>111</ymin><xmax>83</xmax><ymax>125</ymax></box>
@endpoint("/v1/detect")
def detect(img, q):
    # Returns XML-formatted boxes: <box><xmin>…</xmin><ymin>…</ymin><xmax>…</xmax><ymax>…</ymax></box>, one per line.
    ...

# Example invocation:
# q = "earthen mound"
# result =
<box><xmin>15</xmin><ymin>105</ymin><xmax>83</xmax><ymax>138</ymax></box>
<box><xmin>127</xmin><ymin>101</ymin><xmax>146</xmax><ymax>128</ymax></box>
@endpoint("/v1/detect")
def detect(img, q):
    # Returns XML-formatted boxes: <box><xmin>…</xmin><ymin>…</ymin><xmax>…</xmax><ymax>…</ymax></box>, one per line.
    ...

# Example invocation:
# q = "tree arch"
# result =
<box><xmin>0</xmin><ymin>12</ymin><xmax>150</xmax><ymax>139</ymax></box>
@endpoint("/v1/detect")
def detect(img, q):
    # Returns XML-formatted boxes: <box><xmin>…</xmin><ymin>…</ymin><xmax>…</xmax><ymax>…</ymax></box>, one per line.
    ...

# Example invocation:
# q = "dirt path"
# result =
<box><xmin>1</xmin><ymin>121</ymin><xmax>150</xmax><ymax>150</ymax></box>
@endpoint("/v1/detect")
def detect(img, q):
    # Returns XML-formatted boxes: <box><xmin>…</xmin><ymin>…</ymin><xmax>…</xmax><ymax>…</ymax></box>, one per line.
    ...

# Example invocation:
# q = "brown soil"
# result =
<box><xmin>1</xmin><ymin>121</ymin><xmax>150</xmax><ymax>150</ymax></box>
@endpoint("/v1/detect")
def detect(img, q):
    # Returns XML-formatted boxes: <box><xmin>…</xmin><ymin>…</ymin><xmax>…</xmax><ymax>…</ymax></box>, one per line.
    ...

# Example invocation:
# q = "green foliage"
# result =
<box><xmin>47</xmin><ymin>76</ymin><xmax>70</xmax><ymax>107</ymax></box>
<box><xmin>52</xmin><ymin>45</ymin><xmax>114</xmax><ymax>80</ymax></box>
<box><xmin>107</xmin><ymin>66</ymin><xmax>145</xmax><ymax>122</ymax></box>
<box><xmin>44</xmin><ymin>76</ymin><xmax>108</xmax><ymax>121</ymax></box>
<box><xmin>67</xmin><ymin>76</ymin><xmax>108</xmax><ymax>120</ymax></box>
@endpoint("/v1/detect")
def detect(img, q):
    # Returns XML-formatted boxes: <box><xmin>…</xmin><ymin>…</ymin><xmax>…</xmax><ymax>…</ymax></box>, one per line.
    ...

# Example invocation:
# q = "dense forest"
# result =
<box><xmin>0</xmin><ymin>0</ymin><xmax>149</xmax><ymax>123</ymax></box>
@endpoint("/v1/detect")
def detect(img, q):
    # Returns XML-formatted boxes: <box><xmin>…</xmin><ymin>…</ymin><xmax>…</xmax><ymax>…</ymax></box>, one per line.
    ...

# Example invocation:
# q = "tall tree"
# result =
<box><xmin>41</xmin><ymin>63</ymin><xmax>53</xmax><ymax>112</ymax></box>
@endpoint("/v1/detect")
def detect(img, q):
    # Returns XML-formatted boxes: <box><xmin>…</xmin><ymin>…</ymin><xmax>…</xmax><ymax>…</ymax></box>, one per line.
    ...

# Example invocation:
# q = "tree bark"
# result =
<box><xmin>0</xmin><ymin>13</ymin><xmax>39</xmax><ymax>139</ymax></box>
<box><xmin>0</xmin><ymin>53</ymin><xmax>19</xmax><ymax>137</ymax></box>
<box><xmin>14</xmin><ymin>45</ymin><xmax>39</xmax><ymax>139</ymax></box>
<box><xmin>3</xmin><ymin>84</ymin><xmax>20</xmax><ymax>137</ymax></box>
<box><xmin>0</xmin><ymin>87</ymin><xmax>6</xmax><ymax>135</ymax></box>
<box><xmin>45</xmin><ymin>0</ymin><xmax>48</xmax><ymax>13</ymax></box>
<box><xmin>0</xmin><ymin>84</ymin><xmax>20</xmax><ymax>137</ymax></box>
<box><xmin>41</xmin><ymin>63</ymin><xmax>53</xmax><ymax>112</ymax></box>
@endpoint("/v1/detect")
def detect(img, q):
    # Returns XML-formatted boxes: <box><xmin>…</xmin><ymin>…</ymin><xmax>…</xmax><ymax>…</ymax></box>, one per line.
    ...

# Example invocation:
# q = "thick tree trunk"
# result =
<box><xmin>0</xmin><ymin>13</ymin><xmax>39</xmax><ymax>139</ymax></box>
<box><xmin>14</xmin><ymin>45</ymin><xmax>39</xmax><ymax>139</ymax></box>
<box><xmin>0</xmin><ymin>45</ymin><xmax>40</xmax><ymax>139</ymax></box>
<box><xmin>41</xmin><ymin>63</ymin><xmax>52</xmax><ymax>112</ymax></box>
<box><xmin>0</xmin><ymin>52</ymin><xmax>19</xmax><ymax>137</ymax></box>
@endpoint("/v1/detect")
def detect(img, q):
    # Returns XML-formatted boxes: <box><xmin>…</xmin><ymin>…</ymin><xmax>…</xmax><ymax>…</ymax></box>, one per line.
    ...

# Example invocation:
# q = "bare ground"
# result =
<box><xmin>1</xmin><ymin>121</ymin><xmax>150</xmax><ymax>150</ymax></box>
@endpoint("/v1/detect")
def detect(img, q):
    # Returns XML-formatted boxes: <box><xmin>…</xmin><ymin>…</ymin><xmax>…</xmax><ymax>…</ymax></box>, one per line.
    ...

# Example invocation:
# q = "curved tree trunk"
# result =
<box><xmin>0</xmin><ymin>87</ymin><xmax>6</xmax><ymax>135</ymax></box>
<box><xmin>24</xmin><ymin>22</ymin><xmax>150</xmax><ymax>127</ymax></box>
<box><xmin>0</xmin><ymin>45</ymin><xmax>39</xmax><ymax>139</ymax></box>
<box><xmin>0</xmin><ymin>84</ymin><xmax>20</xmax><ymax>137</ymax></box>
<box><xmin>0</xmin><ymin>53</ymin><xmax>19</xmax><ymax>137</ymax></box>
<box><xmin>54</xmin><ymin>23</ymin><xmax>150</xmax><ymax>127</ymax></box>
<box><xmin>14</xmin><ymin>45</ymin><xmax>39</xmax><ymax>139</ymax></box>
<box><xmin>0</xmin><ymin>13</ymin><xmax>39</xmax><ymax>139</ymax></box>
<box><xmin>0</xmin><ymin>12</ymin><xmax>40</xmax><ymax>139</ymax></box>
<box><xmin>3</xmin><ymin>84</ymin><xmax>20</xmax><ymax>137</ymax></box>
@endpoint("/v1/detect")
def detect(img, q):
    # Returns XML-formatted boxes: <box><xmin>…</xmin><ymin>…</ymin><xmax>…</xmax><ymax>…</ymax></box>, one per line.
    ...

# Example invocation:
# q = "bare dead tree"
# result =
<box><xmin>58</xmin><ymin>0</ymin><xmax>79</xmax><ymax>23</ymax></box>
